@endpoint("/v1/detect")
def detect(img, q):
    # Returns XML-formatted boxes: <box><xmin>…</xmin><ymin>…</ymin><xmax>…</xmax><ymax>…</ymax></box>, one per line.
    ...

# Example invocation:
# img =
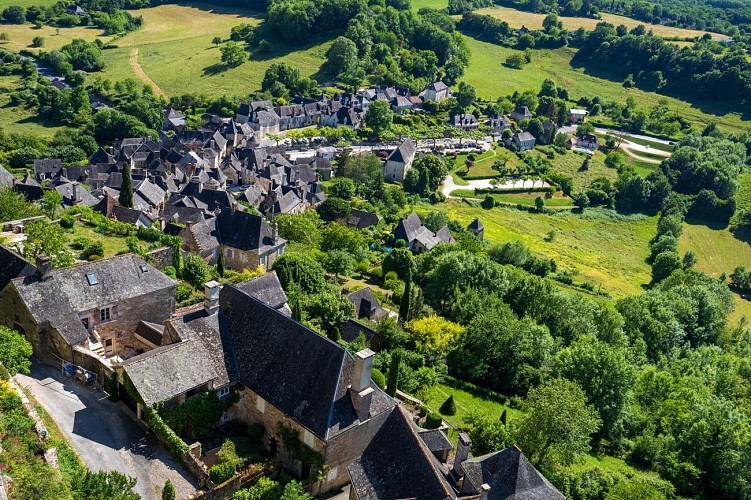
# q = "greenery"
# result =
<box><xmin>0</xmin><ymin>325</ymin><xmax>33</xmax><ymax>375</ymax></box>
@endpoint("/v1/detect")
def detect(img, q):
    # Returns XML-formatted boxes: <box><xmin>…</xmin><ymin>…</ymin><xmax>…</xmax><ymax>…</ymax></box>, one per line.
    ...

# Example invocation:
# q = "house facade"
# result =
<box><xmin>383</xmin><ymin>139</ymin><xmax>416</xmax><ymax>182</ymax></box>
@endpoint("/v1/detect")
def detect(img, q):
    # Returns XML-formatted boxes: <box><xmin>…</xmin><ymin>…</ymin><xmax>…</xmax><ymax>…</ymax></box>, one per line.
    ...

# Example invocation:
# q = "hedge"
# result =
<box><xmin>473</xmin><ymin>187</ymin><xmax>549</xmax><ymax>195</ymax></box>
<box><xmin>442</xmin><ymin>375</ymin><xmax>509</xmax><ymax>405</ymax></box>
<box><xmin>209</xmin><ymin>462</ymin><xmax>236</xmax><ymax>485</ymax></box>
<box><xmin>144</xmin><ymin>406</ymin><xmax>190</xmax><ymax>458</ymax></box>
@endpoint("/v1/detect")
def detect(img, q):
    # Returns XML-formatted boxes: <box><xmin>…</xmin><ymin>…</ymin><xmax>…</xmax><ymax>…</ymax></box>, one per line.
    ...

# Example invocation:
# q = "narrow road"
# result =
<box><xmin>15</xmin><ymin>363</ymin><xmax>198</xmax><ymax>500</ymax></box>
<box><xmin>129</xmin><ymin>48</ymin><xmax>167</xmax><ymax>99</ymax></box>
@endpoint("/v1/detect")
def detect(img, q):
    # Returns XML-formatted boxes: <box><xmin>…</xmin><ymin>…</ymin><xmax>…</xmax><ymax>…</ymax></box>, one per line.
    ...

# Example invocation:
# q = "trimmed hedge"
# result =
<box><xmin>474</xmin><ymin>187</ymin><xmax>549</xmax><ymax>195</ymax></box>
<box><xmin>144</xmin><ymin>406</ymin><xmax>190</xmax><ymax>458</ymax></box>
<box><xmin>209</xmin><ymin>462</ymin><xmax>236</xmax><ymax>485</ymax></box>
<box><xmin>424</xmin><ymin>412</ymin><xmax>443</xmax><ymax>429</ymax></box>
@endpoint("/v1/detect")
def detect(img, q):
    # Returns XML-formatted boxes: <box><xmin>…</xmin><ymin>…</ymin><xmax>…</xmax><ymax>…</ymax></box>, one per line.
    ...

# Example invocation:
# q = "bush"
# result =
<box><xmin>162</xmin><ymin>480</ymin><xmax>176</xmax><ymax>500</ymax></box>
<box><xmin>59</xmin><ymin>214</ymin><xmax>75</xmax><ymax>229</ymax></box>
<box><xmin>482</xmin><ymin>195</ymin><xmax>495</xmax><ymax>209</ymax></box>
<box><xmin>439</xmin><ymin>395</ymin><xmax>457</xmax><ymax>416</ymax></box>
<box><xmin>372</xmin><ymin>368</ymin><xmax>386</xmax><ymax>389</ymax></box>
<box><xmin>83</xmin><ymin>241</ymin><xmax>104</xmax><ymax>259</ymax></box>
<box><xmin>182</xmin><ymin>253</ymin><xmax>211</xmax><ymax>288</ymax></box>
<box><xmin>424</xmin><ymin>412</ymin><xmax>443</xmax><ymax>429</ymax></box>
<box><xmin>209</xmin><ymin>461</ymin><xmax>236</xmax><ymax>485</ymax></box>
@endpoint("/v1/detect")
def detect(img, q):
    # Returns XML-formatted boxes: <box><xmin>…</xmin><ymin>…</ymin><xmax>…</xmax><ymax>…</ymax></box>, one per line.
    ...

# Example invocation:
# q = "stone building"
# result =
<box><xmin>0</xmin><ymin>254</ymin><xmax>176</xmax><ymax>363</ymax></box>
<box><xmin>219</xmin><ymin>284</ymin><xmax>396</xmax><ymax>494</ymax></box>
<box><xmin>180</xmin><ymin>210</ymin><xmax>286</xmax><ymax>271</ymax></box>
<box><xmin>383</xmin><ymin>139</ymin><xmax>416</xmax><ymax>182</ymax></box>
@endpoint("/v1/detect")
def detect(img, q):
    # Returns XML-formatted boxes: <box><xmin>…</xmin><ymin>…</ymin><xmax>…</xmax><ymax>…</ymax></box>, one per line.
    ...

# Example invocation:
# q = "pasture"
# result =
<box><xmin>461</xmin><ymin>37</ymin><xmax>749</xmax><ymax>135</ymax></box>
<box><xmin>94</xmin><ymin>4</ymin><xmax>330</xmax><ymax>98</ymax></box>
<box><xmin>441</xmin><ymin>201</ymin><xmax>657</xmax><ymax>297</ymax></box>
<box><xmin>476</xmin><ymin>6</ymin><xmax>721</xmax><ymax>39</ymax></box>
<box><xmin>0</xmin><ymin>24</ymin><xmax>112</xmax><ymax>52</ymax></box>
<box><xmin>0</xmin><ymin>75</ymin><xmax>64</xmax><ymax>138</ymax></box>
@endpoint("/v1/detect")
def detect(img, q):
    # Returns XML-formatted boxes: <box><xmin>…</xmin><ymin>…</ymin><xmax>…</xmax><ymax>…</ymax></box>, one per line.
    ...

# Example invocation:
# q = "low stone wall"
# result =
<box><xmin>8</xmin><ymin>377</ymin><xmax>57</xmax><ymax>469</ymax></box>
<box><xmin>183</xmin><ymin>442</ymin><xmax>213</xmax><ymax>489</ymax></box>
<box><xmin>146</xmin><ymin>246</ymin><xmax>177</xmax><ymax>270</ymax></box>
<box><xmin>189</xmin><ymin>464</ymin><xmax>279</xmax><ymax>500</ymax></box>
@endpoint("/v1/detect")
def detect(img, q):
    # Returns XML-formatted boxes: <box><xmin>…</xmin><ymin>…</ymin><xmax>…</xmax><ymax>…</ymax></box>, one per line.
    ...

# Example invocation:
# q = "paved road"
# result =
<box><xmin>15</xmin><ymin>363</ymin><xmax>198</xmax><ymax>500</ymax></box>
<box><xmin>441</xmin><ymin>174</ymin><xmax>549</xmax><ymax>197</ymax></box>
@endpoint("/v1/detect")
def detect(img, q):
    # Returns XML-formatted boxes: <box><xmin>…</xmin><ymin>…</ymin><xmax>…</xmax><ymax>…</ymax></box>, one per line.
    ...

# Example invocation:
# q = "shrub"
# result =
<box><xmin>371</xmin><ymin>368</ymin><xmax>386</xmax><ymax>389</ymax></box>
<box><xmin>482</xmin><ymin>195</ymin><xmax>495</xmax><ymax>209</ymax></box>
<box><xmin>83</xmin><ymin>241</ymin><xmax>104</xmax><ymax>259</ymax></box>
<box><xmin>59</xmin><ymin>214</ymin><xmax>75</xmax><ymax>229</ymax></box>
<box><xmin>162</xmin><ymin>480</ymin><xmax>176</xmax><ymax>500</ymax></box>
<box><xmin>182</xmin><ymin>253</ymin><xmax>211</xmax><ymax>288</ymax></box>
<box><xmin>424</xmin><ymin>412</ymin><xmax>443</xmax><ymax>429</ymax></box>
<box><xmin>71</xmin><ymin>235</ymin><xmax>92</xmax><ymax>250</ymax></box>
<box><xmin>209</xmin><ymin>461</ymin><xmax>236</xmax><ymax>484</ymax></box>
<box><xmin>439</xmin><ymin>395</ymin><xmax>457</xmax><ymax>416</ymax></box>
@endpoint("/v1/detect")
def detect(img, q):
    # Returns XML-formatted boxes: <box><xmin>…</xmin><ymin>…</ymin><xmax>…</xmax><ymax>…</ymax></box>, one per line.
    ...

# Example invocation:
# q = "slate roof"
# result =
<box><xmin>386</xmin><ymin>139</ymin><xmax>416</xmax><ymax>164</ymax></box>
<box><xmin>120</xmin><ymin>339</ymin><xmax>218</xmax><ymax>406</ymax></box>
<box><xmin>216</xmin><ymin>210</ymin><xmax>285</xmax><ymax>255</ymax></box>
<box><xmin>170</xmin><ymin>308</ymin><xmax>233</xmax><ymax>388</ymax></box>
<box><xmin>514</xmin><ymin>132</ymin><xmax>536</xmax><ymax>143</ymax></box>
<box><xmin>0</xmin><ymin>164</ymin><xmax>15</xmax><ymax>188</ymax></box>
<box><xmin>348</xmin><ymin>209</ymin><xmax>381</xmax><ymax>229</ymax></box>
<box><xmin>418</xmin><ymin>428</ymin><xmax>454</xmax><ymax>453</ymax></box>
<box><xmin>185</xmin><ymin>218</ymin><xmax>220</xmax><ymax>254</ymax></box>
<box><xmin>220</xmin><ymin>285</ymin><xmax>395</xmax><ymax>440</ymax></box>
<box><xmin>460</xmin><ymin>446</ymin><xmax>565</xmax><ymax>499</ymax></box>
<box><xmin>135</xmin><ymin>320</ymin><xmax>164</xmax><ymax>346</ymax></box>
<box><xmin>233</xmin><ymin>271</ymin><xmax>291</xmax><ymax>316</ymax></box>
<box><xmin>0</xmin><ymin>246</ymin><xmax>35</xmax><ymax>292</ymax></box>
<box><xmin>347</xmin><ymin>287</ymin><xmax>388</xmax><ymax>321</ymax></box>
<box><xmin>11</xmin><ymin>254</ymin><xmax>176</xmax><ymax>346</ymax></box>
<box><xmin>468</xmin><ymin>218</ymin><xmax>484</xmax><ymax>231</ymax></box>
<box><xmin>347</xmin><ymin>405</ymin><xmax>455</xmax><ymax>500</ymax></box>
<box><xmin>111</xmin><ymin>205</ymin><xmax>152</xmax><ymax>225</ymax></box>
<box><xmin>393</xmin><ymin>212</ymin><xmax>423</xmax><ymax>243</ymax></box>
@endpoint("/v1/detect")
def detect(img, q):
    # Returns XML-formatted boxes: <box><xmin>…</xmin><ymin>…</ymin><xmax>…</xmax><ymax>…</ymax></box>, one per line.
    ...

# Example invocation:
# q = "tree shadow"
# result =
<box><xmin>202</xmin><ymin>63</ymin><xmax>231</xmax><ymax>76</ymax></box>
<box><xmin>684</xmin><ymin>215</ymin><xmax>730</xmax><ymax>231</ymax></box>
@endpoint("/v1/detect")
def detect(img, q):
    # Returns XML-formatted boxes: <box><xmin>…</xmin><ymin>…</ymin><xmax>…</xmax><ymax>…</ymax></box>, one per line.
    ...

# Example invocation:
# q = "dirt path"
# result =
<box><xmin>129</xmin><ymin>48</ymin><xmax>167</xmax><ymax>99</ymax></box>
<box><xmin>620</xmin><ymin>145</ymin><xmax>663</xmax><ymax>164</ymax></box>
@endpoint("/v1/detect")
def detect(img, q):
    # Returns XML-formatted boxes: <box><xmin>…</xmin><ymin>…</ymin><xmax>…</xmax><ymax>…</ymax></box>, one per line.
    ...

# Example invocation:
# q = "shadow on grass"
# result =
<box><xmin>684</xmin><ymin>215</ymin><xmax>730</xmax><ymax>231</ymax></box>
<box><xmin>202</xmin><ymin>62</ymin><xmax>232</xmax><ymax>76</ymax></box>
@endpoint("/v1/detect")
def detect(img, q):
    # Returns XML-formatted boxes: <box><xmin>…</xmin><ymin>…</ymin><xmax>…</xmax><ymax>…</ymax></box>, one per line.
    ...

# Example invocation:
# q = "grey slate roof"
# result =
<box><xmin>460</xmin><ymin>446</ymin><xmax>565</xmax><ymax>499</ymax></box>
<box><xmin>0</xmin><ymin>164</ymin><xmax>15</xmax><ymax>188</ymax></box>
<box><xmin>418</xmin><ymin>428</ymin><xmax>454</xmax><ymax>453</ymax></box>
<box><xmin>120</xmin><ymin>339</ymin><xmax>218</xmax><ymax>406</ymax></box>
<box><xmin>347</xmin><ymin>404</ymin><xmax>455</xmax><ymax>500</ymax></box>
<box><xmin>468</xmin><ymin>218</ymin><xmax>484</xmax><ymax>231</ymax></box>
<box><xmin>0</xmin><ymin>246</ymin><xmax>35</xmax><ymax>292</ymax></box>
<box><xmin>347</xmin><ymin>287</ymin><xmax>387</xmax><ymax>321</ymax></box>
<box><xmin>216</xmin><ymin>210</ymin><xmax>285</xmax><ymax>256</ymax></box>
<box><xmin>220</xmin><ymin>284</ymin><xmax>395</xmax><ymax>440</ymax></box>
<box><xmin>135</xmin><ymin>320</ymin><xmax>164</xmax><ymax>346</ymax></box>
<box><xmin>170</xmin><ymin>308</ymin><xmax>233</xmax><ymax>388</ymax></box>
<box><xmin>387</xmin><ymin>139</ymin><xmax>416</xmax><ymax>164</ymax></box>
<box><xmin>347</xmin><ymin>209</ymin><xmax>381</xmax><ymax>229</ymax></box>
<box><xmin>233</xmin><ymin>271</ymin><xmax>290</xmax><ymax>316</ymax></box>
<box><xmin>11</xmin><ymin>254</ymin><xmax>176</xmax><ymax>346</ymax></box>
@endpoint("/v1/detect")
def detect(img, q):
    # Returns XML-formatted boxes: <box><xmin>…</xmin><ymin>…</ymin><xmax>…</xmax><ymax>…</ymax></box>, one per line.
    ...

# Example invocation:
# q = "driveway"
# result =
<box><xmin>15</xmin><ymin>363</ymin><xmax>198</xmax><ymax>500</ymax></box>
<box><xmin>442</xmin><ymin>174</ymin><xmax>550</xmax><ymax>198</ymax></box>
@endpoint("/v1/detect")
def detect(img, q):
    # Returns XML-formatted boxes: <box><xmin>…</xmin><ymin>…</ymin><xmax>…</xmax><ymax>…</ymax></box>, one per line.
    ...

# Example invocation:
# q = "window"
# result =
<box><xmin>217</xmin><ymin>386</ymin><xmax>230</xmax><ymax>398</ymax></box>
<box><xmin>100</xmin><ymin>307</ymin><xmax>111</xmax><ymax>323</ymax></box>
<box><xmin>326</xmin><ymin>467</ymin><xmax>338</xmax><ymax>483</ymax></box>
<box><xmin>303</xmin><ymin>429</ymin><xmax>315</xmax><ymax>448</ymax></box>
<box><xmin>86</xmin><ymin>273</ymin><xmax>98</xmax><ymax>286</ymax></box>
<box><xmin>140</xmin><ymin>264</ymin><xmax>149</xmax><ymax>273</ymax></box>
<box><xmin>256</xmin><ymin>395</ymin><xmax>266</xmax><ymax>413</ymax></box>
<box><xmin>81</xmin><ymin>318</ymin><xmax>89</xmax><ymax>330</ymax></box>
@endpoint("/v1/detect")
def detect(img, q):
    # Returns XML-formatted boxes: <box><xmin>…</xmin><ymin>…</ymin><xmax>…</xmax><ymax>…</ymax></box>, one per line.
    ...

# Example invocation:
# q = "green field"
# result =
<box><xmin>441</xmin><ymin>201</ymin><xmax>657</xmax><ymax>296</ymax></box>
<box><xmin>461</xmin><ymin>38</ymin><xmax>749</xmax><ymax>135</ymax></box>
<box><xmin>424</xmin><ymin>383</ymin><xmax>519</xmax><ymax>437</ymax></box>
<box><xmin>93</xmin><ymin>4</ymin><xmax>331</xmax><ymax>98</ymax></box>
<box><xmin>0</xmin><ymin>75</ymin><xmax>65</xmax><ymax>138</ymax></box>
<box><xmin>0</xmin><ymin>24</ymin><xmax>112</xmax><ymax>52</ymax></box>
<box><xmin>452</xmin><ymin>189</ymin><xmax>574</xmax><ymax>207</ymax></box>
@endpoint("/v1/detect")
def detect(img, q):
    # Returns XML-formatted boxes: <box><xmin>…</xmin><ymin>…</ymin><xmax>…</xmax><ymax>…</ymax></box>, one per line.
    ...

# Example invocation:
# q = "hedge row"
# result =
<box><xmin>144</xmin><ymin>406</ymin><xmax>190</xmax><ymax>457</ymax></box>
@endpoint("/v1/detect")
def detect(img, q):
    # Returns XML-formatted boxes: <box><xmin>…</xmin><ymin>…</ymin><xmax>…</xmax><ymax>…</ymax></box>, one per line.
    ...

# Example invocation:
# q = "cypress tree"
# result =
<box><xmin>172</xmin><ymin>247</ymin><xmax>183</xmax><ymax>277</ymax></box>
<box><xmin>386</xmin><ymin>350</ymin><xmax>401</xmax><ymax>397</ymax></box>
<box><xmin>399</xmin><ymin>269</ymin><xmax>412</xmax><ymax>323</ymax></box>
<box><xmin>292</xmin><ymin>296</ymin><xmax>303</xmax><ymax>322</ymax></box>
<box><xmin>217</xmin><ymin>246</ymin><xmax>225</xmax><ymax>277</ymax></box>
<box><xmin>119</xmin><ymin>163</ymin><xmax>133</xmax><ymax>208</ymax></box>
<box><xmin>162</xmin><ymin>480</ymin><xmax>176</xmax><ymax>500</ymax></box>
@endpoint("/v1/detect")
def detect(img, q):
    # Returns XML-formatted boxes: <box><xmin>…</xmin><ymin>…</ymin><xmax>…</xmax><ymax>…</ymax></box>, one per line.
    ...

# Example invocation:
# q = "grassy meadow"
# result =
<box><xmin>92</xmin><ymin>4</ymin><xmax>330</xmax><ymax>98</ymax></box>
<box><xmin>440</xmin><ymin>201</ymin><xmax>656</xmax><ymax>297</ymax></box>
<box><xmin>0</xmin><ymin>75</ymin><xmax>65</xmax><ymax>138</ymax></box>
<box><xmin>476</xmin><ymin>6</ymin><xmax>720</xmax><ymax>39</ymax></box>
<box><xmin>0</xmin><ymin>24</ymin><xmax>112</xmax><ymax>52</ymax></box>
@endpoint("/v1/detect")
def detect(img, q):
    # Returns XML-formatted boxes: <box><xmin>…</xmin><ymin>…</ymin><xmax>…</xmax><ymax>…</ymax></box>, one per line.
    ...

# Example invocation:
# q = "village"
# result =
<box><xmin>0</xmin><ymin>78</ymin><xmax>601</xmax><ymax>499</ymax></box>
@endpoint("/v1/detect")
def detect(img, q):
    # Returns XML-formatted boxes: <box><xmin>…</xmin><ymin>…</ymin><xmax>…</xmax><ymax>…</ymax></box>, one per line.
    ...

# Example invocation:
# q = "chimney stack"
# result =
<box><xmin>452</xmin><ymin>432</ymin><xmax>472</xmax><ymax>478</ymax></box>
<box><xmin>272</xmin><ymin>223</ymin><xmax>278</xmax><ymax>243</ymax></box>
<box><xmin>35</xmin><ymin>254</ymin><xmax>52</xmax><ymax>280</ymax></box>
<box><xmin>204</xmin><ymin>280</ymin><xmax>220</xmax><ymax>315</ymax></box>
<box><xmin>350</xmin><ymin>349</ymin><xmax>375</xmax><ymax>421</ymax></box>
<box><xmin>480</xmin><ymin>484</ymin><xmax>491</xmax><ymax>500</ymax></box>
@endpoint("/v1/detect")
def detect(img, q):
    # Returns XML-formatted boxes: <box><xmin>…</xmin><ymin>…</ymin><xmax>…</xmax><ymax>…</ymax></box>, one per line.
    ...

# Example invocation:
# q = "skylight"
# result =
<box><xmin>140</xmin><ymin>264</ymin><xmax>149</xmax><ymax>273</ymax></box>
<box><xmin>85</xmin><ymin>273</ymin><xmax>98</xmax><ymax>286</ymax></box>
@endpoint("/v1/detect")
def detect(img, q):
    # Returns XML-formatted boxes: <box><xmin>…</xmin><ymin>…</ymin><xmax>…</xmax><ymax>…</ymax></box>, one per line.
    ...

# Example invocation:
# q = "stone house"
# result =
<box><xmin>0</xmin><ymin>254</ymin><xmax>176</xmax><ymax>363</ymax></box>
<box><xmin>577</xmin><ymin>134</ymin><xmax>600</xmax><ymax>151</ymax></box>
<box><xmin>220</xmin><ymin>284</ymin><xmax>396</xmax><ymax>494</ymax></box>
<box><xmin>452</xmin><ymin>113</ymin><xmax>480</xmax><ymax>131</ymax></box>
<box><xmin>568</xmin><ymin>108</ymin><xmax>588</xmax><ymax>124</ymax></box>
<box><xmin>513</xmin><ymin>131</ymin><xmax>536</xmax><ymax>151</ymax></box>
<box><xmin>180</xmin><ymin>210</ymin><xmax>286</xmax><ymax>271</ymax></box>
<box><xmin>423</xmin><ymin>81</ymin><xmax>450</xmax><ymax>102</ymax></box>
<box><xmin>487</xmin><ymin>115</ymin><xmax>511</xmax><ymax>133</ymax></box>
<box><xmin>510</xmin><ymin>106</ymin><xmax>533</xmax><ymax>124</ymax></box>
<box><xmin>393</xmin><ymin>212</ymin><xmax>455</xmax><ymax>253</ymax></box>
<box><xmin>541</xmin><ymin>120</ymin><xmax>557</xmax><ymax>145</ymax></box>
<box><xmin>383</xmin><ymin>139</ymin><xmax>416</xmax><ymax>182</ymax></box>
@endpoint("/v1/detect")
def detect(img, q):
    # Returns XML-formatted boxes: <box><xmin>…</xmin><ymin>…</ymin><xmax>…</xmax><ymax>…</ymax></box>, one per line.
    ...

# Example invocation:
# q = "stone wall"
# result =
<box><xmin>146</xmin><ymin>246</ymin><xmax>176</xmax><ymax>270</ymax></box>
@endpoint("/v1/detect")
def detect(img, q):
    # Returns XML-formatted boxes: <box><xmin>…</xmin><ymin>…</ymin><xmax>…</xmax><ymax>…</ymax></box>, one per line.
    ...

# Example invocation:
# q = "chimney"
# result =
<box><xmin>35</xmin><ymin>254</ymin><xmax>52</xmax><ymax>280</ymax></box>
<box><xmin>480</xmin><ymin>483</ymin><xmax>491</xmax><ymax>500</ymax></box>
<box><xmin>272</xmin><ymin>222</ymin><xmax>278</xmax><ymax>243</ymax></box>
<box><xmin>452</xmin><ymin>432</ymin><xmax>472</xmax><ymax>478</ymax></box>
<box><xmin>350</xmin><ymin>348</ymin><xmax>375</xmax><ymax>421</ymax></box>
<box><xmin>204</xmin><ymin>280</ymin><xmax>220</xmax><ymax>315</ymax></box>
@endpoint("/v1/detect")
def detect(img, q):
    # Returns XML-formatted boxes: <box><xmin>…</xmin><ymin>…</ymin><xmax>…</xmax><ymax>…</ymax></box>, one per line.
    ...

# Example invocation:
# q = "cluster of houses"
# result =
<box><xmin>0</xmin><ymin>245</ymin><xmax>562</xmax><ymax>499</ymax></box>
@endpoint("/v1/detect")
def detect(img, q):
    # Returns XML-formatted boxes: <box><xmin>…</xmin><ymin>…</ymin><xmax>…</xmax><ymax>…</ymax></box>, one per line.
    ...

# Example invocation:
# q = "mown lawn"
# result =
<box><xmin>544</xmin><ymin>149</ymin><xmax>617</xmax><ymax>190</ymax></box>
<box><xmin>461</xmin><ymin>38</ymin><xmax>749</xmax><ymax>135</ymax></box>
<box><xmin>65</xmin><ymin>222</ymin><xmax>130</xmax><ymax>259</ymax></box>
<box><xmin>476</xmin><ymin>5</ymin><xmax>719</xmax><ymax>39</ymax></box>
<box><xmin>93</xmin><ymin>4</ymin><xmax>331</xmax><ymax>98</ymax></box>
<box><xmin>0</xmin><ymin>24</ymin><xmax>112</xmax><ymax>52</ymax></box>
<box><xmin>441</xmin><ymin>201</ymin><xmax>657</xmax><ymax>296</ymax></box>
